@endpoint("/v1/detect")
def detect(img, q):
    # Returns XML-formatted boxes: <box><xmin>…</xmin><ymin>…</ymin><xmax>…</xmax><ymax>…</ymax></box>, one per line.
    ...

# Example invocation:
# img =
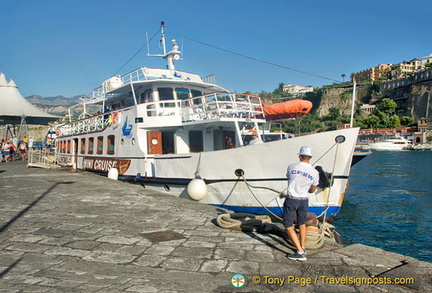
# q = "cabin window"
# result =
<box><xmin>97</xmin><ymin>136</ymin><xmax>104</xmax><ymax>154</ymax></box>
<box><xmin>191</xmin><ymin>89</ymin><xmax>203</xmax><ymax>105</ymax></box>
<box><xmin>107</xmin><ymin>135</ymin><xmax>115</xmax><ymax>155</ymax></box>
<box><xmin>176</xmin><ymin>88</ymin><xmax>190</xmax><ymax>107</ymax></box>
<box><xmin>189</xmin><ymin>130</ymin><xmax>203</xmax><ymax>152</ymax></box>
<box><xmin>139</xmin><ymin>89</ymin><xmax>153</xmax><ymax>104</ymax></box>
<box><xmin>67</xmin><ymin>140</ymin><xmax>71</xmax><ymax>154</ymax></box>
<box><xmin>162</xmin><ymin>131</ymin><xmax>175</xmax><ymax>154</ymax></box>
<box><xmin>158</xmin><ymin>87</ymin><xmax>175</xmax><ymax>107</ymax></box>
<box><xmin>80</xmin><ymin>138</ymin><xmax>86</xmax><ymax>154</ymax></box>
<box><xmin>88</xmin><ymin>137</ymin><xmax>94</xmax><ymax>154</ymax></box>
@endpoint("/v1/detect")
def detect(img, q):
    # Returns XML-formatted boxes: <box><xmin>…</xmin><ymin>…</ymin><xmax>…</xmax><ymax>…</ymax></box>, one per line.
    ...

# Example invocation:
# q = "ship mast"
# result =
<box><xmin>148</xmin><ymin>21</ymin><xmax>181</xmax><ymax>70</ymax></box>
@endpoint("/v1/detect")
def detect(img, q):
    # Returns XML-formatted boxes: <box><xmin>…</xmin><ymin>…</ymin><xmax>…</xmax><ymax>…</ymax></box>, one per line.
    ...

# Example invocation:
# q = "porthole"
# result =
<box><xmin>335</xmin><ymin>135</ymin><xmax>346</xmax><ymax>144</ymax></box>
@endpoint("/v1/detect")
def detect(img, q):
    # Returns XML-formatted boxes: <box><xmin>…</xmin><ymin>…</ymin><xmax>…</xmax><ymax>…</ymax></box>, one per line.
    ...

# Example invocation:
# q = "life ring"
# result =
<box><xmin>112</xmin><ymin>111</ymin><xmax>123</xmax><ymax>129</ymax></box>
<box><xmin>55</xmin><ymin>128</ymin><xmax>60</xmax><ymax>136</ymax></box>
<box><xmin>112</xmin><ymin>112</ymin><xmax>118</xmax><ymax>124</ymax></box>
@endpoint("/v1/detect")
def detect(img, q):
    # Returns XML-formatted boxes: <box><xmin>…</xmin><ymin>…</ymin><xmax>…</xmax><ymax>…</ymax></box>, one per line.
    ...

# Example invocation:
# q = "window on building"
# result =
<box><xmin>81</xmin><ymin>138</ymin><xmax>86</xmax><ymax>154</ymax></box>
<box><xmin>107</xmin><ymin>135</ymin><xmax>115</xmax><ymax>155</ymax></box>
<box><xmin>189</xmin><ymin>130</ymin><xmax>203</xmax><ymax>152</ymax></box>
<box><xmin>97</xmin><ymin>136</ymin><xmax>104</xmax><ymax>154</ymax></box>
<box><xmin>176</xmin><ymin>88</ymin><xmax>190</xmax><ymax>107</ymax></box>
<box><xmin>158</xmin><ymin>87</ymin><xmax>175</xmax><ymax>107</ymax></box>
<box><xmin>88</xmin><ymin>137</ymin><xmax>94</xmax><ymax>154</ymax></box>
<box><xmin>191</xmin><ymin>89</ymin><xmax>203</xmax><ymax>105</ymax></box>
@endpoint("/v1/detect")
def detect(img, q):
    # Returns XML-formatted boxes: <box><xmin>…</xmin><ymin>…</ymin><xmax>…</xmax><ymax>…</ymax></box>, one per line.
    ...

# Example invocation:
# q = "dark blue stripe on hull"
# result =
<box><xmin>210</xmin><ymin>204</ymin><xmax>341</xmax><ymax>218</ymax></box>
<box><xmin>121</xmin><ymin>176</ymin><xmax>348</xmax><ymax>185</ymax></box>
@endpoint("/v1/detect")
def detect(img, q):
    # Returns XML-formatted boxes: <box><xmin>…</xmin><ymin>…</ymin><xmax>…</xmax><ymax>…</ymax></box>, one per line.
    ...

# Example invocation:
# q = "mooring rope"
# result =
<box><xmin>216</xmin><ymin>213</ymin><xmax>327</xmax><ymax>249</ymax></box>
<box><xmin>230</xmin><ymin>142</ymin><xmax>342</xmax><ymax>249</ymax></box>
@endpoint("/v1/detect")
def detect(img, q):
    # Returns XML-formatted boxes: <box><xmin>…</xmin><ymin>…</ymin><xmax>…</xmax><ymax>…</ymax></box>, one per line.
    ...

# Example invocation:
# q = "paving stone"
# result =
<box><xmin>0</xmin><ymin>161</ymin><xmax>430</xmax><ymax>292</ymax></box>
<box><xmin>82</xmin><ymin>251</ymin><xmax>136</xmax><ymax>264</ymax></box>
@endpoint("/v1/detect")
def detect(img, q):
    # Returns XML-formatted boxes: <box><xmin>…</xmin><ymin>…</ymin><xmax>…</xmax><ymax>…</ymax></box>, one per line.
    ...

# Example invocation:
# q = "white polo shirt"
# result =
<box><xmin>286</xmin><ymin>161</ymin><xmax>319</xmax><ymax>199</ymax></box>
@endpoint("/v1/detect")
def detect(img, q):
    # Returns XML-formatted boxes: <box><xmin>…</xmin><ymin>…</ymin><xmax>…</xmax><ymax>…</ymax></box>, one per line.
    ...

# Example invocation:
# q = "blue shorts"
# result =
<box><xmin>282</xmin><ymin>197</ymin><xmax>308</xmax><ymax>227</ymax></box>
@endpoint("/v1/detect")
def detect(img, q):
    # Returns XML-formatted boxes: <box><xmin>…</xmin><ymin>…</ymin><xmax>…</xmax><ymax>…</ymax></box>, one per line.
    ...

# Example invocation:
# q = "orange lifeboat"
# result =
<box><xmin>262</xmin><ymin>99</ymin><xmax>312</xmax><ymax>121</ymax></box>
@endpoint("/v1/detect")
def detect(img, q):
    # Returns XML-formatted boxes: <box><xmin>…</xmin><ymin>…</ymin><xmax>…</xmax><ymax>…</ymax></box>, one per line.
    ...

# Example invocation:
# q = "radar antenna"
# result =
<box><xmin>147</xmin><ymin>21</ymin><xmax>181</xmax><ymax>70</ymax></box>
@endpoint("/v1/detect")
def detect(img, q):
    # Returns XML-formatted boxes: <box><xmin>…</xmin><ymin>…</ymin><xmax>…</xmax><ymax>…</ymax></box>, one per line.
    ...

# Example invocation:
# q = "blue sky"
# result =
<box><xmin>1</xmin><ymin>0</ymin><xmax>431</xmax><ymax>98</ymax></box>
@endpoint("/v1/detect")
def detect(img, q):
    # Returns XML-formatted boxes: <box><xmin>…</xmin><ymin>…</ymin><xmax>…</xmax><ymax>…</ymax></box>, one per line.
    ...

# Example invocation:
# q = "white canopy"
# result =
<box><xmin>0</xmin><ymin>73</ymin><xmax>59</xmax><ymax>125</ymax></box>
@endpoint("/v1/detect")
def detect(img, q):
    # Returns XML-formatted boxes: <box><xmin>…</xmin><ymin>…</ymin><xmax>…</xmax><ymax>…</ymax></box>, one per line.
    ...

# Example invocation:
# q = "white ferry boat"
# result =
<box><xmin>368</xmin><ymin>136</ymin><xmax>412</xmax><ymax>151</ymax></box>
<box><xmin>55</xmin><ymin>23</ymin><xmax>359</xmax><ymax>220</ymax></box>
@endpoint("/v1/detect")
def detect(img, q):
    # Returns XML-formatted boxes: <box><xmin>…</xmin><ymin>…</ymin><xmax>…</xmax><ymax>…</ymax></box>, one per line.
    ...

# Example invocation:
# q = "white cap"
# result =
<box><xmin>298</xmin><ymin>146</ymin><xmax>313</xmax><ymax>157</ymax></box>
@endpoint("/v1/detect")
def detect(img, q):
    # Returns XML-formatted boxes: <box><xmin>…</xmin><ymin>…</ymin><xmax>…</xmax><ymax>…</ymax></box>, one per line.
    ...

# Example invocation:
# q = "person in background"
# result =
<box><xmin>19</xmin><ymin>140</ymin><xmax>27</xmax><ymax>161</ymax></box>
<box><xmin>0</xmin><ymin>139</ymin><xmax>3</xmax><ymax>163</ymax></box>
<box><xmin>248</xmin><ymin>132</ymin><xmax>263</xmax><ymax>145</ymax></box>
<box><xmin>11</xmin><ymin>135</ymin><xmax>18</xmax><ymax>149</ymax></box>
<box><xmin>2</xmin><ymin>140</ymin><xmax>12</xmax><ymax>163</ymax></box>
<box><xmin>28</xmin><ymin>136</ymin><xmax>34</xmax><ymax>150</ymax></box>
<box><xmin>283</xmin><ymin>146</ymin><xmax>319</xmax><ymax>262</ymax></box>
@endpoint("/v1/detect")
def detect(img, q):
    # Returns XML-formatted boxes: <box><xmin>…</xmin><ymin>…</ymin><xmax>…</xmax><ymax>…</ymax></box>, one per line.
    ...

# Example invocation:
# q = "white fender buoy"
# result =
<box><xmin>187</xmin><ymin>177</ymin><xmax>207</xmax><ymax>201</ymax></box>
<box><xmin>108</xmin><ymin>167</ymin><xmax>119</xmax><ymax>180</ymax></box>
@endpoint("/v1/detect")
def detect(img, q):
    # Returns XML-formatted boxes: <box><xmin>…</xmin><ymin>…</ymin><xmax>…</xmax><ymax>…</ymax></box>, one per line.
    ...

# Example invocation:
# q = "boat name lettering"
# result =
<box><xmin>57</xmin><ymin>156</ymin><xmax>70</xmax><ymax>164</ymax></box>
<box><xmin>83</xmin><ymin>158</ymin><xmax>117</xmax><ymax>172</ymax></box>
<box><xmin>83</xmin><ymin>157</ymin><xmax>131</xmax><ymax>174</ymax></box>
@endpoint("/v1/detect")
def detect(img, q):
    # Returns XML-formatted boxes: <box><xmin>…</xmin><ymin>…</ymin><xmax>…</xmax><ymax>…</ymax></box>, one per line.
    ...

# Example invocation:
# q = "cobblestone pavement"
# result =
<box><xmin>0</xmin><ymin>161</ymin><xmax>431</xmax><ymax>292</ymax></box>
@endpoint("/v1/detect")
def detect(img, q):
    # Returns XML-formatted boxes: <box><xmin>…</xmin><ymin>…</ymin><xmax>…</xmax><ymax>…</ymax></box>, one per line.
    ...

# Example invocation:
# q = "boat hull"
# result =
<box><xmin>113</xmin><ymin>128</ymin><xmax>359</xmax><ymax>219</ymax></box>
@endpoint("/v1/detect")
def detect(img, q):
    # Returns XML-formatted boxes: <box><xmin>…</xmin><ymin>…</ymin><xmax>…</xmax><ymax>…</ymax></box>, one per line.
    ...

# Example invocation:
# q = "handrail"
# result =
<box><xmin>57</xmin><ymin>92</ymin><xmax>265</xmax><ymax>137</ymax></box>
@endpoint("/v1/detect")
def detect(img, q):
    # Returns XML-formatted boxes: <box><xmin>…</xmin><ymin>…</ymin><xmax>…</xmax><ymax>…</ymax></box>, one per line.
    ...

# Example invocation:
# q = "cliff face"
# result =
<box><xmin>305</xmin><ymin>86</ymin><xmax>372</xmax><ymax>116</ymax></box>
<box><xmin>384</xmin><ymin>81</ymin><xmax>432</xmax><ymax>120</ymax></box>
<box><xmin>307</xmin><ymin>79</ymin><xmax>432</xmax><ymax>120</ymax></box>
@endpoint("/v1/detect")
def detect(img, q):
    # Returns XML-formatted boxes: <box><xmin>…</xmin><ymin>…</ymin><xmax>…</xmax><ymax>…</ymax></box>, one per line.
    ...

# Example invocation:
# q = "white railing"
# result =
<box><xmin>179</xmin><ymin>92</ymin><xmax>264</xmax><ymax>122</ymax></box>
<box><xmin>28</xmin><ymin>148</ymin><xmax>59</xmax><ymax>168</ymax></box>
<box><xmin>58</xmin><ymin>92</ymin><xmax>265</xmax><ymax>136</ymax></box>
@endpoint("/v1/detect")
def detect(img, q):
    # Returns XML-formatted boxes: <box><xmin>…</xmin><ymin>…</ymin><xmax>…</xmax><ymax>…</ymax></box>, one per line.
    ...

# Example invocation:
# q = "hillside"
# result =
<box><xmin>303</xmin><ymin>79</ymin><xmax>432</xmax><ymax>120</ymax></box>
<box><xmin>25</xmin><ymin>95</ymin><xmax>83</xmax><ymax>115</ymax></box>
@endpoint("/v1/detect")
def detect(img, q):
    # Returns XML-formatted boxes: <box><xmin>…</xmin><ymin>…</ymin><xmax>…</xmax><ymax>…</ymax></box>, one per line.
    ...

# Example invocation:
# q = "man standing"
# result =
<box><xmin>283</xmin><ymin>146</ymin><xmax>319</xmax><ymax>261</ymax></box>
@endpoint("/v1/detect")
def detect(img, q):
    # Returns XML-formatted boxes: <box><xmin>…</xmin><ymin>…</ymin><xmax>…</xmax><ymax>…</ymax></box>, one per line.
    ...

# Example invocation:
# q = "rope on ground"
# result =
<box><xmin>216</xmin><ymin>213</ymin><xmax>328</xmax><ymax>249</ymax></box>
<box><xmin>216</xmin><ymin>213</ymin><xmax>272</xmax><ymax>232</ymax></box>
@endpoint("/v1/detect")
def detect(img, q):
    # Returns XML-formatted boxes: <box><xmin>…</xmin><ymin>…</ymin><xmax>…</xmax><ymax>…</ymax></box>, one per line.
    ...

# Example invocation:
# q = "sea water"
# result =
<box><xmin>335</xmin><ymin>150</ymin><xmax>432</xmax><ymax>263</ymax></box>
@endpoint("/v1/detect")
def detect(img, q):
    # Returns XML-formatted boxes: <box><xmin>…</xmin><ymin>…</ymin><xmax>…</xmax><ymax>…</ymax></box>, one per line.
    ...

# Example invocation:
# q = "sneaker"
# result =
<box><xmin>287</xmin><ymin>251</ymin><xmax>307</xmax><ymax>261</ymax></box>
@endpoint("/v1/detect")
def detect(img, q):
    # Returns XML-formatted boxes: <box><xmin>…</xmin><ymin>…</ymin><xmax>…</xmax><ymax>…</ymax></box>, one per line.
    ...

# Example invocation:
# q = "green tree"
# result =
<box><xmin>400</xmin><ymin>116</ymin><xmax>414</xmax><ymax>126</ymax></box>
<box><xmin>363</xmin><ymin>114</ymin><xmax>380</xmax><ymax>128</ymax></box>
<box><xmin>377</xmin><ymin>98</ymin><xmax>397</xmax><ymax>114</ymax></box>
<box><xmin>273</xmin><ymin>83</ymin><xmax>285</xmax><ymax>95</ymax></box>
<box><xmin>321</xmin><ymin>107</ymin><xmax>341</xmax><ymax>121</ymax></box>
<box><xmin>376</xmin><ymin>110</ymin><xmax>389</xmax><ymax>127</ymax></box>
<box><xmin>388</xmin><ymin>114</ymin><xmax>401</xmax><ymax>128</ymax></box>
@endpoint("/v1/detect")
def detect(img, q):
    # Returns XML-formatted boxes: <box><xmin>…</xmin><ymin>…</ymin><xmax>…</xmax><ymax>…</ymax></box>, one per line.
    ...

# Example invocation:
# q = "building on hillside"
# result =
<box><xmin>390</xmin><ymin>59</ymin><xmax>423</xmax><ymax>79</ymax></box>
<box><xmin>360</xmin><ymin>104</ymin><xmax>376</xmax><ymax>116</ymax></box>
<box><xmin>421</xmin><ymin>53</ymin><xmax>432</xmax><ymax>65</ymax></box>
<box><xmin>354</xmin><ymin>58</ymin><xmax>426</xmax><ymax>82</ymax></box>
<box><xmin>282</xmin><ymin>84</ymin><xmax>313</xmax><ymax>95</ymax></box>
<box><xmin>353</xmin><ymin>64</ymin><xmax>391</xmax><ymax>83</ymax></box>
